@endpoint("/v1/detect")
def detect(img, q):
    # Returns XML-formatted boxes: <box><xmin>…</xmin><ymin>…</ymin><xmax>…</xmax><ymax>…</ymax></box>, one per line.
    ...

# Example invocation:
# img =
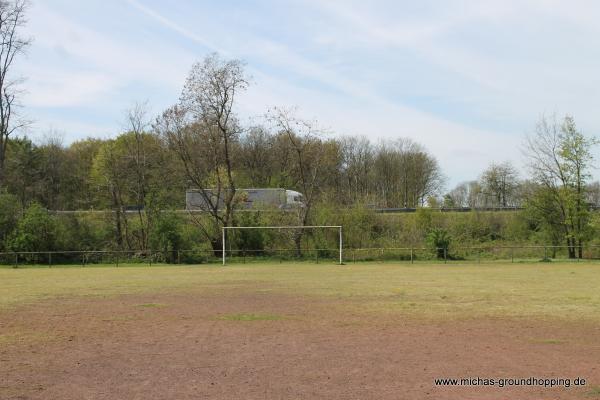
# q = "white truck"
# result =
<box><xmin>185</xmin><ymin>188</ymin><xmax>305</xmax><ymax>211</ymax></box>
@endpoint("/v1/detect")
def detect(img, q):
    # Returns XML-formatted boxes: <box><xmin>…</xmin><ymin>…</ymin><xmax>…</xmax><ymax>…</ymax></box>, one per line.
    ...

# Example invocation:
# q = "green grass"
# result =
<box><xmin>217</xmin><ymin>313</ymin><xmax>283</xmax><ymax>321</ymax></box>
<box><xmin>529</xmin><ymin>338</ymin><xmax>565</xmax><ymax>345</ymax></box>
<box><xmin>1</xmin><ymin>262</ymin><xmax>600</xmax><ymax>320</ymax></box>
<box><xmin>0</xmin><ymin>331</ymin><xmax>57</xmax><ymax>345</ymax></box>
<box><xmin>587</xmin><ymin>386</ymin><xmax>600</xmax><ymax>397</ymax></box>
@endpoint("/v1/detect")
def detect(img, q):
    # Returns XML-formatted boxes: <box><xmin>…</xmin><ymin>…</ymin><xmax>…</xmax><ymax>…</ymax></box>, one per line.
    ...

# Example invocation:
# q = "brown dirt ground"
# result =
<box><xmin>1</xmin><ymin>290</ymin><xmax>600</xmax><ymax>400</ymax></box>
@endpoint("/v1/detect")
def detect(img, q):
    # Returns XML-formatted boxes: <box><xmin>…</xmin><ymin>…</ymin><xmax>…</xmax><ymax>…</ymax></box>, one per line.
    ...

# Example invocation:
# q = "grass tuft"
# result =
<box><xmin>530</xmin><ymin>338</ymin><xmax>564</xmax><ymax>344</ymax></box>
<box><xmin>217</xmin><ymin>313</ymin><xmax>282</xmax><ymax>321</ymax></box>
<box><xmin>586</xmin><ymin>386</ymin><xmax>600</xmax><ymax>397</ymax></box>
<box><xmin>137</xmin><ymin>303</ymin><xmax>167</xmax><ymax>308</ymax></box>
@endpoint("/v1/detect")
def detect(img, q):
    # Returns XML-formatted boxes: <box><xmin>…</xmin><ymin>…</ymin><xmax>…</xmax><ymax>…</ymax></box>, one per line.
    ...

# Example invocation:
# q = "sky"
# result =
<box><xmin>14</xmin><ymin>0</ymin><xmax>600</xmax><ymax>188</ymax></box>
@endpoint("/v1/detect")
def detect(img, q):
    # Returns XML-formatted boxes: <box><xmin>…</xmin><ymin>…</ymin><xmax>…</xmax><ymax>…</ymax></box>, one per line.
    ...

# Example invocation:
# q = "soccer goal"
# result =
<box><xmin>221</xmin><ymin>225</ymin><xmax>343</xmax><ymax>265</ymax></box>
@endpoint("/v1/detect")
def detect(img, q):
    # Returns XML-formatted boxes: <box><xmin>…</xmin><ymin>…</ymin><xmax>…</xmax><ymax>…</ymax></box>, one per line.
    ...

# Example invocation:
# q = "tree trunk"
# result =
<box><xmin>567</xmin><ymin>238</ymin><xmax>576</xmax><ymax>259</ymax></box>
<box><xmin>0</xmin><ymin>150</ymin><xmax>4</xmax><ymax>188</ymax></box>
<box><xmin>436</xmin><ymin>247</ymin><xmax>445</xmax><ymax>259</ymax></box>
<box><xmin>211</xmin><ymin>237</ymin><xmax>223</xmax><ymax>258</ymax></box>
<box><xmin>114</xmin><ymin>209</ymin><xmax>123</xmax><ymax>250</ymax></box>
<box><xmin>111</xmin><ymin>188</ymin><xmax>124</xmax><ymax>250</ymax></box>
<box><xmin>293</xmin><ymin>230</ymin><xmax>303</xmax><ymax>258</ymax></box>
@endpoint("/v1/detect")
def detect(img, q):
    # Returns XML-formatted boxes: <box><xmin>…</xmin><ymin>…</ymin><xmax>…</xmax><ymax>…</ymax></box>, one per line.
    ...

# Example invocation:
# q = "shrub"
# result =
<box><xmin>426</xmin><ymin>228</ymin><xmax>451</xmax><ymax>259</ymax></box>
<box><xmin>9</xmin><ymin>202</ymin><xmax>57</xmax><ymax>252</ymax></box>
<box><xmin>0</xmin><ymin>193</ymin><xmax>20</xmax><ymax>251</ymax></box>
<box><xmin>149</xmin><ymin>212</ymin><xmax>184</xmax><ymax>262</ymax></box>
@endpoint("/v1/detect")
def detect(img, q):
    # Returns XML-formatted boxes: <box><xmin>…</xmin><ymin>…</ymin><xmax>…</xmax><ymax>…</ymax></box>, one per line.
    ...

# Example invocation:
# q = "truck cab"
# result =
<box><xmin>284</xmin><ymin>190</ymin><xmax>305</xmax><ymax>208</ymax></box>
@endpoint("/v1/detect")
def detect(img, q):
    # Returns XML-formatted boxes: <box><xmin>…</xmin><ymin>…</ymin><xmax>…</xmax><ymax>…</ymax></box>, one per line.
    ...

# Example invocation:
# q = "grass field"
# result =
<box><xmin>2</xmin><ymin>262</ymin><xmax>600</xmax><ymax>319</ymax></box>
<box><xmin>2</xmin><ymin>262</ymin><xmax>600</xmax><ymax>399</ymax></box>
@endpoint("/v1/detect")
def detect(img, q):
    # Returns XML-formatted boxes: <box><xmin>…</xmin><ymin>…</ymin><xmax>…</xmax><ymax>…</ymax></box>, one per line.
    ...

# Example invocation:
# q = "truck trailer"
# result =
<box><xmin>185</xmin><ymin>188</ymin><xmax>305</xmax><ymax>211</ymax></box>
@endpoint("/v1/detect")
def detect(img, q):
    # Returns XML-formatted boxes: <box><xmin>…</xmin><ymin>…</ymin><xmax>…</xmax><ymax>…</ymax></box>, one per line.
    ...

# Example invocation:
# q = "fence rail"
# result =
<box><xmin>1</xmin><ymin>245</ymin><xmax>600</xmax><ymax>267</ymax></box>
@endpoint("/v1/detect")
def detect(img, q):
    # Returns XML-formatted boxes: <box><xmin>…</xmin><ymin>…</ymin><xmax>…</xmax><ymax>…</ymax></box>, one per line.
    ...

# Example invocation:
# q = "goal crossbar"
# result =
<box><xmin>222</xmin><ymin>225</ymin><xmax>343</xmax><ymax>265</ymax></box>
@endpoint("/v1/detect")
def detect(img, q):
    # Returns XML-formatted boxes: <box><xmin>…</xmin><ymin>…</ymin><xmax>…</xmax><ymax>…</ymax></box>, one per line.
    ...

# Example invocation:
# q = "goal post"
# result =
<box><xmin>222</xmin><ymin>225</ymin><xmax>343</xmax><ymax>265</ymax></box>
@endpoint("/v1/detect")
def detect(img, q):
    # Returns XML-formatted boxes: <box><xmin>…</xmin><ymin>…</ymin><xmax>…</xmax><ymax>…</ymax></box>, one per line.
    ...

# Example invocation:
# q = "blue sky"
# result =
<box><xmin>15</xmin><ymin>0</ymin><xmax>600</xmax><ymax>187</ymax></box>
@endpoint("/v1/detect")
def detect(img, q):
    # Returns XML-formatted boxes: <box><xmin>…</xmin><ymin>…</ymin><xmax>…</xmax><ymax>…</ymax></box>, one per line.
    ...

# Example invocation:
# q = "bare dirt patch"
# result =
<box><xmin>1</xmin><ymin>291</ymin><xmax>599</xmax><ymax>399</ymax></box>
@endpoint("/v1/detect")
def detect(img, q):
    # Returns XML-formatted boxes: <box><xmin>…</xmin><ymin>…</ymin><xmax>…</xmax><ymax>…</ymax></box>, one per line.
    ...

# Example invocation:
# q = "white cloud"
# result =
<box><xmin>239</xmin><ymin>70</ymin><xmax>522</xmax><ymax>187</ymax></box>
<box><xmin>24</xmin><ymin>71</ymin><xmax>117</xmax><ymax>108</ymax></box>
<box><xmin>126</xmin><ymin>0</ymin><xmax>222</xmax><ymax>54</ymax></box>
<box><xmin>18</xmin><ymin>1</ymin><xmax>192</xmax><ymax>109</ymax></box>
<box><xmin>14</xmin><ymin>0</ymin><xmax>600</xmax><ymax>185</ymax></box>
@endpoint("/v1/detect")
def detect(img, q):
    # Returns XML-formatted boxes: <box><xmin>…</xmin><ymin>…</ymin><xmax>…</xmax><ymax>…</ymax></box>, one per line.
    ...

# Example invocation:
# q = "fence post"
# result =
<box><xmin>48</xmin><ymin>252</ymin><xmax>52</xmax><ymax>268</ymax></box>
<box><xmin>511</xmin><ymin>247</ymin><xmax>514</xmax><ymax>263</ymax></box>
<box><xmin>544</xmin><ymin>246</ymin><xmax>547</xmax><ymax>261</ymax></box>
<box><xmin>444</xmin><ymin>248</ymin><xmax>447</xmax><ymax>264</ymax></box>
<box><xmin>14</xmin><ymin>253</ymin><xmax>18</xmax><ymax>268</ymax></box>
<box><xmin>116</xmin><ymin>252</ymin><xmax>119</xmax><ymax>268</ymax></box>
<box><xmin>410</xmin><ymin>247</ymin><xmax>413</xmax><ymax>264</ymax></box>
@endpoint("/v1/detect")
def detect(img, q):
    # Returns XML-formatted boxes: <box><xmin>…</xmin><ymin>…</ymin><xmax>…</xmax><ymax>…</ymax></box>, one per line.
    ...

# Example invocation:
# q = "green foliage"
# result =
<box><xmin>338</xmin><ymin>205</ymin><xmax>377</xmax><ymax>248</ymax></box>
<box><xmin>55</xmin><ymin>214</ymin><xmax>108</xmax><ymax>251</ymax></box>
<box><xmin>4</xmin><ymin>137</ymin><xmax>40</xmax><ymax>207</ymax></box>
<box><xmin>1</xmin><ymin>207</ymin><xmax>591</xmax><ymax>256</ymax></box>
<box><xmin>524</xmin><ymin>188</ymin><xmax>565</xmax><ymax>246</ymax></box>
<box><xmin>426</xmin><ymin>228</ymin><xmax>451</xmax><ymax>259</ymax></box>
<box><xmin>0</xmin><ymin>193</ymin><xmax>21</xmax><ymax>251</ymax></box>
<box><xmin>312</xmin><ymin>197</ymin><xmax>378</xmax><ymax>248</ymax></box>
<box><xmin>8</xmin><ymin>203</ymin><xmax>57</xmax><ymax>252</ymax></box>
<box><xmin>149</xmin><ymin>212</ymin><xmax>184</xmax><ymax>262</ymax></box>
<box><xmin>502</xmin><ymin>212</ymin><xmax>531</xmax><ymax>243</ymax></box>
<box><xmin>524</xmin><ymin>115</ymin><xmax>598</xmax><ymax>258</ymax></box>
<box><xmin>415</xmin><ymin>207</ymin><xmax>434</xmax><ymax>235</ymax></box>
<box><xmin>232</xmin><ymin>212</ymin><xmax>265</xmax><ymax>254</ymax></box>
<box><xmin>453</xmin><ymin>212</ymin><xmax>502</xmax><ymax>242</ymax></box>
<box><xmin>443</xmin><ymin>194</ymin><xmax>456</xmax><ymax>208</ymax></box>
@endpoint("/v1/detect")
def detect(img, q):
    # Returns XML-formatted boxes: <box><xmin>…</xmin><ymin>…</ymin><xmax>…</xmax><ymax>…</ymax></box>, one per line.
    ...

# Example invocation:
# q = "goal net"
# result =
<box><xmin>221</xmin><ymin>225</ymin><xmax>343</xmax><ymax>265</ymax></box>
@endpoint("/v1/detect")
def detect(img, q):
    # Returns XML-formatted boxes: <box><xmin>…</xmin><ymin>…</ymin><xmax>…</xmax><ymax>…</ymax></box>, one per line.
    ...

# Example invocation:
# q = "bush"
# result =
<box><xmin>0</xmin><ymin>193</ymin><xmax>20</xmax><ymax>251</ymax></box>
<box><xmin>149</xmin><ymin>212</ymin><xmax>184</xmax><ymax>263</ymax></box>
<box><xmin>233</xmin><ymin>212</ymin><xmax>266</xmax><ymax>255</ymax></box>
<box><xmin>426</xmin><ymin>228</ymin><xmax>451</xmax><ymax>259</ymax></box>
<box><xmin>8</xmin><ymin>202</ymin><xmax>57</xmax><ymax>252</ymax></box>
<box><xmin>55</xmin><ymin>214</ymin><xmax>105</xmax><ymax>251</ymax></box>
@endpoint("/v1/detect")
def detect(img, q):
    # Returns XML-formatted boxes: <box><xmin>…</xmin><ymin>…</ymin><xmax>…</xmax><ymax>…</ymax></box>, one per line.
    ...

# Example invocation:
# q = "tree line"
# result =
<box><xmin>0</xmin><ymin>57</ymin><xmax>446</xmax><ymax>253</ymax></box>
<box><xmin>0</xmin><ymin>1</ymin><xmax>598</xmax><ymax>258</ymax></box>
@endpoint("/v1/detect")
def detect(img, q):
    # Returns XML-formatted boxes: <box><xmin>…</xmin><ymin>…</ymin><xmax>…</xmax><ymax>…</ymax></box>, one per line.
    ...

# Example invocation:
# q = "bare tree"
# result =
<box><xmin>90</xmin><ymin>103</ymin><xmax>166</xmax><ymax>251</ymax></box>
<box><xmin>444</xmin><ymin>182</ymin><xmax>469</xmax><ymax>208</ymax></box>
<box><xmin>0</xmin><ymin>0</ymin><xmax>30</xmax><ymax>187</ymax></box>
<box><xmin>373</xmin><ymin>139</ymin><xmax>444</xmax><ymax>208</ymax></box>
<box><xmin>123</xmin><ymin>102</ymin><xmax>152</xmax><ymax>249</ymax></box>
<box><xmin>586</xmin><ymin>181</ymin><xmax>600</xmax><ymax>207</ymax></box>
<box><xmin>156</xmin><ymin>54</ymin><xmax>248</xmax><ymax>254</ymax></box>
<box><xmin>239</xmin><ymin>126</ymin><xmax>275</xmax><ymax>186</ymax></box>
<box><xmin>480</xmin><ymin>161</ymin><xmax>519</xmax><ymax>207</ymax></box>
<box><xmin>268</xmin><ymin>107</ymin><xmax>328</xmax><ymax>256</ymax></box>
<box><xmin>339</xmin><ymin>136</ymin><xmax>374</xmax><ymax>204</ymax></box>
<box><xmin>91</xmin><ymin>139</ymin><xmax>132</xmax><ymax>250</ymax></box>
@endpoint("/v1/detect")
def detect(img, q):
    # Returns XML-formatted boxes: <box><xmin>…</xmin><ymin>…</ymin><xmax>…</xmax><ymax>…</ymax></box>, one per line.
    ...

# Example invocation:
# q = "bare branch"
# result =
<box><xmin>0</xmin><ymin>0</ymin><xmax>31</xmax><ymax>186</ymax></box>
